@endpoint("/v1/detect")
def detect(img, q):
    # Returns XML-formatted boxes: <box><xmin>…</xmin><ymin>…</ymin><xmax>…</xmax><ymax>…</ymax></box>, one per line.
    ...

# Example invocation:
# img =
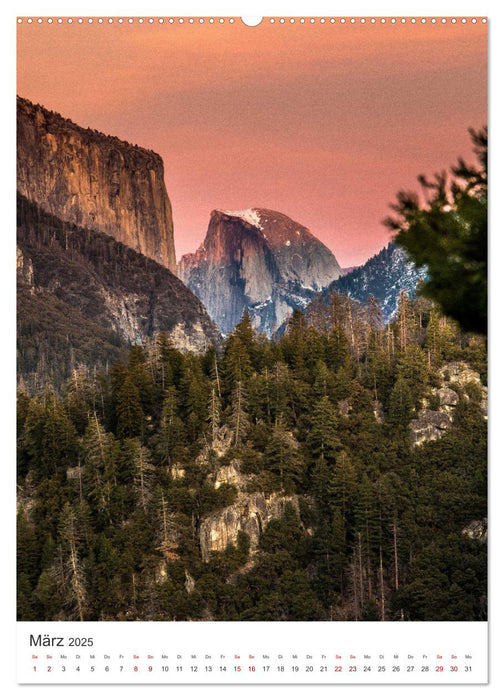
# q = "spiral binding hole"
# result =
<box><xmin>16</xmin><ymin>16</ymin><xmax>488</xmax><ymax>25</ymax></box>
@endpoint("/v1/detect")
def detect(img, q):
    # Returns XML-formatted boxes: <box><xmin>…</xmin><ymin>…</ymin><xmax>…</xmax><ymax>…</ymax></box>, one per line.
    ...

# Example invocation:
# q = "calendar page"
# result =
<box><xmin>14</xmin><ymin>3</ymin><xmax>489</xmax><ymax>689</ymax></box>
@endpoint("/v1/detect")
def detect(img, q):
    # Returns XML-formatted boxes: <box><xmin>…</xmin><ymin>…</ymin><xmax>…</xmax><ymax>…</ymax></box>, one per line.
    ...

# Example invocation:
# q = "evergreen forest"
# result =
<box><xmin>17</xmin><ymin>295</ymin><xmax>487</xmax><ymax>622</ymax></box>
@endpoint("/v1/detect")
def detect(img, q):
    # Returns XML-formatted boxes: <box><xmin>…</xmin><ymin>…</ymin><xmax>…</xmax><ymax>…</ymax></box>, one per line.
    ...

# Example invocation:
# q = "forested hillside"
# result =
<box><xmin>17</xmin><ymin>295</ymin><xmax>487</xmax><ymax>622</ymax></box>
<box><xmin>17</xmin><ymin>194</ymin><xmax>221</xmax><ymax>393</ymax></box>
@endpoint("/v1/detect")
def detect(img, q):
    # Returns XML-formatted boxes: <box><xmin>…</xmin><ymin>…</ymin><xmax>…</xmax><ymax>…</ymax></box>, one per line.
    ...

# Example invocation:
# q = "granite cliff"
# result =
<box><xmin>179</xmin><ymin>208</ymin><xmax>342</xmax><ymax>336</ymax></box>
<box><xmin>17</xmin><ymin>96</ymin><xmax>176</xmax><ymax>272</ymax></box>
<box><xmin>198</xmin><ymin>461</ymin><xmax>300</xmax><ymax>563</ymax></box>
<box><xmin>17</xmin><ymin>97</ymin><xmax>222</xmax><ymax>392</ymax></box>
<box><xmin>409</xmin><ymin>361</ymin><xmax>487</xmax><ymax>447</ymax></box>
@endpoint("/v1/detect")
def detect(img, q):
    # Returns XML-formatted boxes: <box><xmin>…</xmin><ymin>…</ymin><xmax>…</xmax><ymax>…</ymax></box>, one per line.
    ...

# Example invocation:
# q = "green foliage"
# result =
<box><xmin>262</xmin><ymin>419</ymin><xmax>304</xmax><ymax>492</ymax></box>
<box><xmin>306</xmin><ymin>396</ymin><xmax>342</xmax><ymax>463</ymax></box>
<box><xmin>115</xmin><ymin>372</ymin><xmax>145</xmax><ymax>440</ymax></box>
<box><xmin>151</xmin><ymin>387</ymin><xmax>185</xmax><ymax>465</ymax></box>
<box><xmin>17</xmin><ymin>299</ymin><xmax>486</xmax><ymax>622</ymax></box>
<box><xmin>385</xmin><ymin>128</ymin><xmax>487</xmax><ymax>335</ymax></box>
<box><xmin>388</xmin><ymin>376</ymin><xmax>415</xmax><ymax>426</ymax></box>
<box><xmin>394</xmin><ymin>536</ymin><xmax>487</xmax><ymax>621</ymax></box>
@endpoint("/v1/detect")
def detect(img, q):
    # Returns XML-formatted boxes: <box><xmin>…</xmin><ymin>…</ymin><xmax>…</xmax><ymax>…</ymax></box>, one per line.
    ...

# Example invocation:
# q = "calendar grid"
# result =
<box><xmin>17</xmin><ymin>621</ymin><xmax>488</xmax><ymax>684</ymax></box>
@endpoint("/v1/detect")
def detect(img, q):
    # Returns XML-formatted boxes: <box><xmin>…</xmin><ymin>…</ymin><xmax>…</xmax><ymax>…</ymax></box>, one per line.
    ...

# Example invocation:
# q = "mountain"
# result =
<box><xmin>17</xmin><ymin>96</ymin><xmax>176</xmax><ymax>272</ymax></box>
<box><xmin>178</xmin><ymin>208</ymin><xmax>343</xmax><ymax>335</ymax></box>
<box><xmin>17</xmin><ymin>98</ymin><xmax>222</xmax><ymax>391</ymax></box>
<box><xmin>319</xmin><ymin>242</ymin><xmax>426</xmax><ymax>323</ymax></box>
<box><xmin>17</xmin><ymin>195</ymin><xmax>222</xmax><ymax>392</ymax></box>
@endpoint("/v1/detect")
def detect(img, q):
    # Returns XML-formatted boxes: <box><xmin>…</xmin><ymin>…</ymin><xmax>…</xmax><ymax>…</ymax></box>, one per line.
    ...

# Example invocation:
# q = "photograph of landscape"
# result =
<box><xmin>16</xmin><ymin>17</ymin><xmax>487</xmax><ymax>622</ymax></box>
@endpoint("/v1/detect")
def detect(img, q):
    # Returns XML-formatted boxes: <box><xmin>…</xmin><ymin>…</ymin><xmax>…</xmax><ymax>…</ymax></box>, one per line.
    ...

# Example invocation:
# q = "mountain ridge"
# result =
<box><xmin>17</xmin><ymin>194</ymin><xmax>222</xmax><ymax>391</ymax></box>
<box><xmin>319</xmin><ymin>241</ymin><xmax>426</xmax><ymax>323</ymax></box>
<box><xmin>179</xmin><ymin>208</ymin><xmax>343</xmax><ymax>336</ymax></box>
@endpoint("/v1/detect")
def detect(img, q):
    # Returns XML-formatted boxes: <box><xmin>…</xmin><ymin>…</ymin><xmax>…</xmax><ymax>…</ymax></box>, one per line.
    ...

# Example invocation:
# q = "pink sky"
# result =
<box><xmin>17</xmin><ymin>18</ymin><xmax>487</xmax><ymax>267</ymax></box>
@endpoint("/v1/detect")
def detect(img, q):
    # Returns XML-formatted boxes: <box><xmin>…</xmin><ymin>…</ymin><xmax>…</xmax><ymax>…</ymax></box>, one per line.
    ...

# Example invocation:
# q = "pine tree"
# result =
<box><xmin>223</xmin><ymin>336</ymin><xmax>253</xmax><ymax>388</ymax></box>
<box><xmin>63</xmin><ymin>365</ymin><xmax>96</xmax><ymax>434</ymax></box>
<box><xmin>154</xmin><ymin>332</ymin><xmax>183</xmax><ymax>389</ymax></box>
<box><xmin>385</xmin><ymin>127</ymin><xmax>487</xmax><ymax>335</ymax></box>
<box><xmin>388</xmin><ymin>376</ymin><xmax>415</xmax><ymax>425</ymax></box>
<box><xmin>152</xmin><ymin>386</ymin><xmax>185</xmax><ymax>466</ymax></box>
<box><xmin>313</xmin><ymin>360</ymin><xmax>337</xmax><ymax>401</ymax></box>
<box><xmin>233</xmin><ymin>311</ymin><xmax>257</xmax><ymax>361</ymax></box>
<box><xmin>395</xmin><ymin>345</ymin><xmax>429</xmax><ymax>408</ymax></box>
<box><xmin>354</xmin><ymin>474</ymin><xmax>381</xmax><ymax>602</ymax></box>
<box><xmin>311</xmin><ymin>455</ymin><xmax>331</xmax><ymax>511</ymax></box>
<box><xmin>271</xmin><ymin>361</ymin><xmax>292</xmax><ymax>422</ymax></box>
<box><xmin>230</xmin><ymin>380</ymin><xmax>250</xmax><ymax>448</ymax></box>
<box><xmin>155</xmin><ymin>489</ymin><xmax>180</xmax><ymax>561</ymax></box>
<box><xmin>17</xmin><ymin>509</ymin><xmax>40</xmax><ymax>619</ymax></box>
<box><xmin>328</xmin><ymin>451</ymin><xmax>358</xmax><ymax>523</ymax></box>
<box><xmin>306</xmin><ymin>395</ymin><xmax>342</xmax><ymax>463</ymax></box>
<box><xmin>246</xmin><ymin>369</ymin><xmax>272</xmax><ymax>425</ymax></box>
<box><xmin>397</xmin><ymin>290</ymin><xmax>413</xmax><ymax>352</ymax></box>
<box><xmin>281</xmin><ymin>309</ymin><xmax>310</xmax><ymax>379</ymax></box>
<box><xmin>262</xmin><ymin>417</ymin><xmax>303</xmax><ymax>492</ymax></box>
<box><xmin>115</xmin><ymin>372</ymin><xmax>144</xmax><ymax>439</ymax></box>
<box><xmin>56</xmin><ymin>502</ymin><xmax>88</xmax><ymax>621</ymax></box>
<box><xmin>39</xmin><ymin>391</ymin><xmax>79</xmax><ymax>480</ymax></box>
<box><xmin>207</xmin><ymin>347</ymin><xmax>222</xmax><ymax>399</ymax></box>
<box><xmin>128</xmin><ymin>345</ymin><xmax>155</xmax><ymax>415</ymax></box>
<box><xmin>20</xmin><ymin>397</ymin><xmax>46</xmax><ymax>480</ymax></box>
<box><xmin>325</xmin><ymin>326</ymin><xmax>351</xmax><ymax>374</ymax></box>
<box><xmin>179</xmin><ymin>360</ymin><xmax>209</xmax><ymax>444</ymax></box>
<box><xmin>131</xmin><ymin>441</ymin><xmax>155</xmax><ymax>513</ymax></box>
<box><xmin>208</xmin><ymin>384</ymin><xmax>221</xmax><ymax>447</ymax></box>
<box><xmin>366</xmin><ymin>295</ymin><xmax>384</xmax><ymax>336</ymax></box>
<box><xmin>425</xmin><ymin>306</ymin><xmax>461</xmax><ymax>368</ymax></box>
<box><xmin>82</xmin><ymin>414</ymin><xmax>118</xmax><ymax>520</ymax></box>
<box><xmin>331</xmin><ymin>507</ymin><xmax>347</xmax><ymax>589</ymax></box>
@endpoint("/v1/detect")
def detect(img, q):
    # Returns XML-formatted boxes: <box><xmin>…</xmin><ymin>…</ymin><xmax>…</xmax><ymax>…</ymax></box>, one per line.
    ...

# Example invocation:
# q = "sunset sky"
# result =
<box><xmin>17</xmin><ymin>17</ymin><xmax>487</xmax><ymax>267</ymax></box>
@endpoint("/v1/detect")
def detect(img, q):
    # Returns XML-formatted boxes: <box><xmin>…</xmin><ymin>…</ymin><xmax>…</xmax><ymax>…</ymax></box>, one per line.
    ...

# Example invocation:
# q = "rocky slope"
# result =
<box><xmin>320</xmin><ymin>242</ymin><xmax>426</xmax><ymax>324</ymax></box>
<box><xmin>199</xmin><ymin>462</ymin><xmax>300</xmax><ymax>562</ymax></box>
<box><xmin>17</xmin><ymin>194</ymin><xmax>221</xmax><ymax>391</ymax></box>
<box><xmin>179</xmin><ymin>208</ymin><xmax>342</xmax><ymax>336</ymax></box>
<box><xmin>409</xmin><ymin>361</ymin><xmax>487</xmax><ymax>447</ymax></box>
<box><xmin>17</xmin><ymin>96</ymin><xmax>176</xmax><ymax>272</ymax></box>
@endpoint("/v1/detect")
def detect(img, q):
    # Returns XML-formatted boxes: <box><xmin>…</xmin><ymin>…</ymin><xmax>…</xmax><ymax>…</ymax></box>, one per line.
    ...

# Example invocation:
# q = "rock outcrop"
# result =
<box><xmin>197</xmin><ymin>457</ymin><xmax>301</xmax><ymax>562</ymax></box>
<box><xmin>16</xmin><ymin>246</ymin><xmax>34</xmax><ymax>288</ymax></box>
<box><xmin>179</xmin><ymin>208</ymin><xmax>342</xmax><ymax>336</ymax></box>
<box><xmin>462</xmin><ymin>518</ymin><xmax>488</xmax><ymax>543</ymax></box>
<box><xmin>17</xmin><ymin>96</ymin><xmax>177</xmax><ymax>272</ymax></box>
<box><xmin>199</xmin><ymin>490</ymin><xmax>300</xmax><ymax>562</ymax></box>
<box><xmin>410</xmin><ymin>361</ymin><xmax>487</xmax><ymax>447</ymax></box>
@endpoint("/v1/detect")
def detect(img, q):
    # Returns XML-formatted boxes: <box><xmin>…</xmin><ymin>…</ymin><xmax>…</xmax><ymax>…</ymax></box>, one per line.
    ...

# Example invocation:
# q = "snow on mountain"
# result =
<box><xmin>318</xmin><ymin>242</ymin><xmax>427</xmax><ymax>323</ymax></box>
<box><xmin>178</xmin><ymin>208</ymin><xmax>343</xmax><ymax>336</ymax></box>
<box><xmin>217</xmin><ymin>208</ymin><xmax>264</xmax><ymax>231</ymax></box>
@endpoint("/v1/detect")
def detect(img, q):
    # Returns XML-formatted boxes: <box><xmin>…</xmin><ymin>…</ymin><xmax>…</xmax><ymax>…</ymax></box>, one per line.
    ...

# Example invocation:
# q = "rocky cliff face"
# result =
<box><xmin>409</xmin><ymin>361</ymin><xmax>487</xmax><ymax>447</ymax></box>
<box><xmin>198</xmin><ymin>459</ymin><xmax>300</xmax><ymax>562</ymax></box>
<box><xmin>200</xmin><ymin>489</ymin><xmax>300</xmax><ymax>562</ymax></box>
<box><xmin>179</xmin><ymin>208</ymin><xmax>342</xmax><ymax>336</ymax></box>
<box><xmin>17</xmin><ymin>96</ymin><xmax>176</xmax><ymax>272</ymax></box>
<box><xmin>169</xmin><ymin>428</ymin><xmax>303</xmax><ymax>564</ymax></box>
